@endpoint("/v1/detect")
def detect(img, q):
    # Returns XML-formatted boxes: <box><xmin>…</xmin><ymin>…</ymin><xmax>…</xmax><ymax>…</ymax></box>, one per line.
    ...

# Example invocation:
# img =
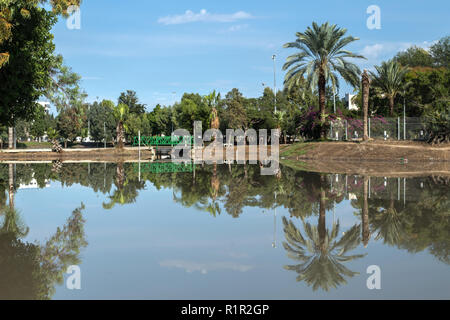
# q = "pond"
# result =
<box><xmin>0</xmin><ymin>162</ymin><xmax>449</xmax><ymax>299</ymax></box>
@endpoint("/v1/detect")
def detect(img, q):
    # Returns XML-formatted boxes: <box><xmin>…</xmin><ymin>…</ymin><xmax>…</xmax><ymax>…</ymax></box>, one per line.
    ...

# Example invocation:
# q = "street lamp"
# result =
<box><xmin>172</xmin><ymin>92</ymin><xmax>176</xmax><ymax>136</ymax></box>
<box><xmin>272</xmin><ymin>54</ymin><xmax>277</xmax><ymax>113</ymax></box>
<box><xmin>403</xmin><ymin>90</ymin><xmax>406</xmax><ymax>140</ymax></box>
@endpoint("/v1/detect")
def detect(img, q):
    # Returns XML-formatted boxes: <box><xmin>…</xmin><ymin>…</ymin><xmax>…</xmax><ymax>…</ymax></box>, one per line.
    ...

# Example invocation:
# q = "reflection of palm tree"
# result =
<box><xmin>362</xmin><ymin>176</ymin><xmax>371</xmax><ymax>247</ymax></box>
<box><xmin>103</xmin><ymin>163</ymin><xmax>144</xmax><ymax>210</ymax></box>
<box><xmin>371</xmin><ymin>194</ymin><xmax>403</xmax><ymax>246</ymax></box>
<box><xmin>282</xmin><ymin>216</ymin><xmax>366</xmax><ymax>291</ymax></box>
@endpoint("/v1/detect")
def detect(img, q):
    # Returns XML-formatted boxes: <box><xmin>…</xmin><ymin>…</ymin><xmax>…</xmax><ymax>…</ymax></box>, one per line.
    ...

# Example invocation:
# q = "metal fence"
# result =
<box><xmin>328</xmin><ymin>117</ymin><xmax>429</xmax><ymax>141</ymax></box>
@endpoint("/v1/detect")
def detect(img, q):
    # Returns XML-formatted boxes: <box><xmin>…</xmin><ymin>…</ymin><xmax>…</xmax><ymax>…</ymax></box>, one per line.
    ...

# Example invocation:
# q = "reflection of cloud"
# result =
<box><xmin>158</xmin><ymin>9</ymin><xmax>253</xmax><ymax>25</ymax></box>
<box><xmin>160</xmin><ymin>260</ymin><xmax>253</xmax><ymax>274</ymax></box>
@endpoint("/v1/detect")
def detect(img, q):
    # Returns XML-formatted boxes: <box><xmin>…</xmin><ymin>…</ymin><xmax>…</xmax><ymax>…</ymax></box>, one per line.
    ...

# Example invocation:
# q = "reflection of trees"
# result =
<box><xmin>351</xmin><ymin>176</ymin><xmax>450</xmax><ymax>264</ymax></box>
<box><xmin>103</xmin><ymin>162</ymin><xmax>145</xmax><ymax>210</ymax></box>
<box><xmin>282</xmin><ymin>175</ymin><xmax>366</xmax><ymax>291</ymax></box>
<box><xmin>0</xmin><ymin>204</ymin><xmax>87</xmax><ymax>300</ymax></box>
<box><xmin>0</xmin><ymin>163</ymin><xmax>448</xmax><ymax>265</ymax></box>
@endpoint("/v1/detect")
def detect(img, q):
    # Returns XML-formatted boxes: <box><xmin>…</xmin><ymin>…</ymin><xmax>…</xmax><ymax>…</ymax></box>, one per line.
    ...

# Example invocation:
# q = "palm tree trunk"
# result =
<box><xmin>362</xmin><ymin>70</ymin><xmax>370</xmax><ymax>141</ymax></box>
<box><xmin>362</xmin><ymin>176</ymin><xmax>370</xmax><ymax>247</ymax></box>
<box><xmin>389</xmin><ymin>96</ymin><xmax>395</xmax><ymax>116</ymax></box>
<box><xmin>318</xmin><ymin>73</ymin><xmax>326</xmax><ymax>139</ymax></box>
<box><xmin>117</xmin><ymin>121</ymin><xmax>124</xmax><ymax>149</ymax></box>
<box><xmin>8</xmin><ymin>127</ymin><xmax>14</xmax><ymax>149</ymax></box>
<box><xmin>116</xmin><ymin>162</ymin><xmax>125</xmax><ymax>189</ymax></box>
<box><xmin>319</xmin><ymin>175</ymin><xmax>326</xmax><ymax>250</ymax></box>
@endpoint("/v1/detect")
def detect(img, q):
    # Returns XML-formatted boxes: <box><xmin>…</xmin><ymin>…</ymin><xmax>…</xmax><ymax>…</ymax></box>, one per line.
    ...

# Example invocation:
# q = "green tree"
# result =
<box><xmin>46</xmin><ymin>54</ymin><xmax>87</xmax><ymax>112</ymax></box>
<box><xmin>283</xmin><ymin>22</ymin><xmax>364</xmax><ymax>138</ymax></box>
<box><xmin>394</xmin><ymin>45</ymin><xmax>434</xmax><ymax>68</ymax></box>
<box><xmin>0</xmin><ymin>0</ymin><xmax>83</xmax><ymax>68</ymax></box>
<box><xmin>57</xmin><ymin>106</ymin><xmax>83</xmax><ymax>147</ymax></box>
<box><xmin>0</xmin><ymin>2</ymin><xmax>56</xmax><ymax>148</ymax></box>
<box><xmin>370</xmin><ymin>59</ymin><xmax>409</xmax><ymax>116</ymax></box>
<box><xmin>30</xmin><ymin>104</ymin><xmax>54</xmax><ymax>140</ymax></box>
<box><xmin>430</xmin><ymin>36</ymin><xmax>450</xmax><ymax>68</ymax></box>
<box><xmin>223</xmin><ymin>88</ymin><xmax>247</xmax><ymax>129</ymax></box>
<box><xmin>113</xmin><ymin>103</ymin><xmax>129</xmax><ymax>148</ymax></box>
<box><xmin>87</xmin><ymin>100</ymin><xmax>116</xmax><ymax>144</ymax></box>
<box><xmin>118</xmin><ymin>90</ymin><xmax>146</xmax><ymax>115</ymax></box>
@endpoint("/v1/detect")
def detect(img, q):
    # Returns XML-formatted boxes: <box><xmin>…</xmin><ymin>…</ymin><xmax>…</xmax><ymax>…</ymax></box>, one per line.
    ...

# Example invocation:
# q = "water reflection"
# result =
<box><xmin>0</xmin><ymin>161</ymin><xmax>448</xmax><ymax>297</ymax></box>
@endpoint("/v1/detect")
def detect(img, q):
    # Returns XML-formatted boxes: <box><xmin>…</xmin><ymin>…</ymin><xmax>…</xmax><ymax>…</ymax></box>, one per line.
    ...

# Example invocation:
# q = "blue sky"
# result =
<box><xmin>50</xmin><ymin>0</ymin><xmax>450</xmax><ymax>111</ymax></box>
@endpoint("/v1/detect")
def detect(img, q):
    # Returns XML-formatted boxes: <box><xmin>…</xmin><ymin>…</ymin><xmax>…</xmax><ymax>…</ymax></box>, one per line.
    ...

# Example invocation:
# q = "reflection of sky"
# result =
<box><xmin>14</xmin><ymin>179</ymin><xmax>450</xmax><ymax>300</ymax></box>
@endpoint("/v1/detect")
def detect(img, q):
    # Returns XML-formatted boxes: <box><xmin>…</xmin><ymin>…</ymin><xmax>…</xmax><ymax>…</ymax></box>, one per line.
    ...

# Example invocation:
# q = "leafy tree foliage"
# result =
<box><xmin>87</xmin><ymin>100</ymin><xmax>116</xmax><ymax>143</ymax></box>
<box><xmin>118</xmin><ymin>90</ymin><xmax>146</xmax><ymax>115</ymax></box>
<box><xmin>394</xmin><ymin>46</ymin><xmax>434</xmax><ymax>68</ymax></box>
<box><xmin>0</xmin><ymin>2</ymin><xmax>56</xmax><ymax>127</ymax></box>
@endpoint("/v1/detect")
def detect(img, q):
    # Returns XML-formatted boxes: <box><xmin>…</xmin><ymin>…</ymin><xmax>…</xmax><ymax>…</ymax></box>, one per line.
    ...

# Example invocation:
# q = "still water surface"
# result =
<box><xmin>0</xmin><ymin>162</ymin><xmax>449</xmax><ymax>299</ymax></box>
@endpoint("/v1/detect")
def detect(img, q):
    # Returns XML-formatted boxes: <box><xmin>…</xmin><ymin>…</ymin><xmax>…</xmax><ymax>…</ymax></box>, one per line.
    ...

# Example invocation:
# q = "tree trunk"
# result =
<box><xmin>116</xmin><ymin>162</ymin><xmax>125</xmax><ymax>189</ymax></box>
<box><xmin>389</xmin><ymin>96</ymin><xmax>395</xmax><ymax>116</ymax></box>
<box><xmin>362</xmin><ymin>70</ymin><xmax>370</xmax><ymax>141</ymax></box>
<box><xmin>8</xmin><ymin>127</ymin><xmax>14</xmax><ymax>149</ymax></box>
<box><xmin>116</xmin><ymin>121</ymin><xmax>124</xmax><ymax>149</ymax></box>
<box><xmin>362</xmin><ymin>176</ymin><xmax>370</xmax><ymax>247</ymax></box>
<box><xmin>318</xmin><ymin>73</ymin><xmax>326</xmax><ymax>139</ymax></box>
<box><xmin>8</xmin><ymin>163</ymin><xmax>14</xmax><ymax>210</ymax></box>
<box><xmin>318</xmin><ymin>175</ymin><xmax>326</xmax><ymax>252</ymax></box>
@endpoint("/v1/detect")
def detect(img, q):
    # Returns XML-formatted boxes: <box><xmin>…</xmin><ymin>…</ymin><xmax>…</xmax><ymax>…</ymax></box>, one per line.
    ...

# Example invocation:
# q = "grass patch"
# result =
<box><xmin>280</xmin><ymin>143</ymin><xmax>314</xmax><ymax>158</ymax></box>
<box><xmin>280</xmin><ymin>158</ymin><xmax>309</xmax><ymax>171</ymax></box>
<box><xmin>16</xmin><ymin>141</ymin><xmax>52</xmax><ymax>149</ymax></box>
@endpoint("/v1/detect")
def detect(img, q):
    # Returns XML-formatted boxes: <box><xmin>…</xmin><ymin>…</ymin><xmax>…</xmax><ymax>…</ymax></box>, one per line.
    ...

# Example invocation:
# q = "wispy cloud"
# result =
<box><xmin>158</xmin><ymin>9</ymin><xmax>253</xmax><ymax>25</ymax></box>
<box><xmin>227</xmin><ymin>24</ymin><xmax>249</xmax><ymax>32</ymax></box>
<box><xmin>160</xmin><ymin>259</ymin><xmax>253</xmax><ymax>274</ymax></box>
<box><xmin>358</xmin><ymin>40</ymin><xmax>435</xmax><ymax>69</ymax></box>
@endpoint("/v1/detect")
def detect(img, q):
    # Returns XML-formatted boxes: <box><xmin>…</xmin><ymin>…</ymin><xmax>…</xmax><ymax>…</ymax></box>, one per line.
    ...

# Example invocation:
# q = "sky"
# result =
<box><xmin>49</xmin><ymin>0</ymin><xmax>450</xmax><ymax>112</ymax></box>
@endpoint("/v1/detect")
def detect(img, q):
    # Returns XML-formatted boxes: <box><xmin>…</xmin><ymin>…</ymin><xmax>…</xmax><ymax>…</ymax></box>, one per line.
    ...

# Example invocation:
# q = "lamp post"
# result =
<box><xmin>403</xmin><ymin>90</ymin><xmax>406</xmax><ymax>140</ymax></box>
<box><xmin>172</xmin><ymin>92</ymin><xmax>176</xmax><ymax>136</ymax></box>
<box><xmin>272</xmin><ymin>54</ymin><xmax>277</xmax><ymax>113</ymax></box>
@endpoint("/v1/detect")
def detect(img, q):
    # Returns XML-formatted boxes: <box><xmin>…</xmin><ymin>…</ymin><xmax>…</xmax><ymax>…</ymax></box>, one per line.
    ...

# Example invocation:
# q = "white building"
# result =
<box><xmin>345</xmin><ymin>93</ymin><xmax>359</xmax><ymax>111</ymax></box>
<box><xmin>19</xmin><ymin>178</ymin><xmax>50</xmax><ymax>189</ymax></box>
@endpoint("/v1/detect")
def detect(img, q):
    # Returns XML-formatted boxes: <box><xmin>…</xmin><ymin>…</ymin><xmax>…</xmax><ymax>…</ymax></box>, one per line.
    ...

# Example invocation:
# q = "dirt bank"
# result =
<box><xmin>280</xmin><ymin>141</ymin><xmax>450</xmax><ymax>162</ymax></box>
<box><xmin>0</xmin><ymin>147</ymin><xmax>155</xmax><ymax>162</ymax></box>
<box><xmin>280</xmin><ymin>141</ymin><xmax>450</xmax><ymax>176</ymax></box>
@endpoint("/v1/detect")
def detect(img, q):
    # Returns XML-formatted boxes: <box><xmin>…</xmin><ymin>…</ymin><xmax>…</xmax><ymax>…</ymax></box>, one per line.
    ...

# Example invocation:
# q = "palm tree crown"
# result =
<box><xmin>283</xmin><ymin>22</ymin><xmax>365</xmax><ymax>137</ymax></box>
<box><xmin>370</xmin><ymin>59</ymin><xmax>409</xmax><ymax>116</ymax></box>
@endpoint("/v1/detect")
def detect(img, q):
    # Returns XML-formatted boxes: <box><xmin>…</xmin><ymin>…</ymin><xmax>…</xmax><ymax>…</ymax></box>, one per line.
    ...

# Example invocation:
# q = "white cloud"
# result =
<box><xmin>227</xmin><ymin>24</ymin><xmax>248</xmax><ymax>32</ymax></box>
<box><xmin>158</xmin><ymin>9</ymin><xmax>253</xmax><ymax>25</ymax></box>
<box><xmin>358</xmin><ymin>40</ymin><xmax>435</xmax><ymax>68</ymax></box>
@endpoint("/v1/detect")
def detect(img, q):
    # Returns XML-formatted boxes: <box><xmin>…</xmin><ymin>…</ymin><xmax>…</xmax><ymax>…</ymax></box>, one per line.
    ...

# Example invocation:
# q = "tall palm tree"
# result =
<box><xmin>113</xmin><ymin>103</ymin><xmax>129</xmax><ymax>149</ymax></box>
<box><xmin>370</xmin><ymin>59</ymin><xmax>408</xmax><ymax>116</ymax></box>
<box><xmin>283</xmin><ymin>22</ymin><xmax>365</xmax><ymax>138</ymax></box>
<box><xmin>362</xmin><ymin>70</ymin><xmax>371</xmax><ymax>141</ymax></box>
